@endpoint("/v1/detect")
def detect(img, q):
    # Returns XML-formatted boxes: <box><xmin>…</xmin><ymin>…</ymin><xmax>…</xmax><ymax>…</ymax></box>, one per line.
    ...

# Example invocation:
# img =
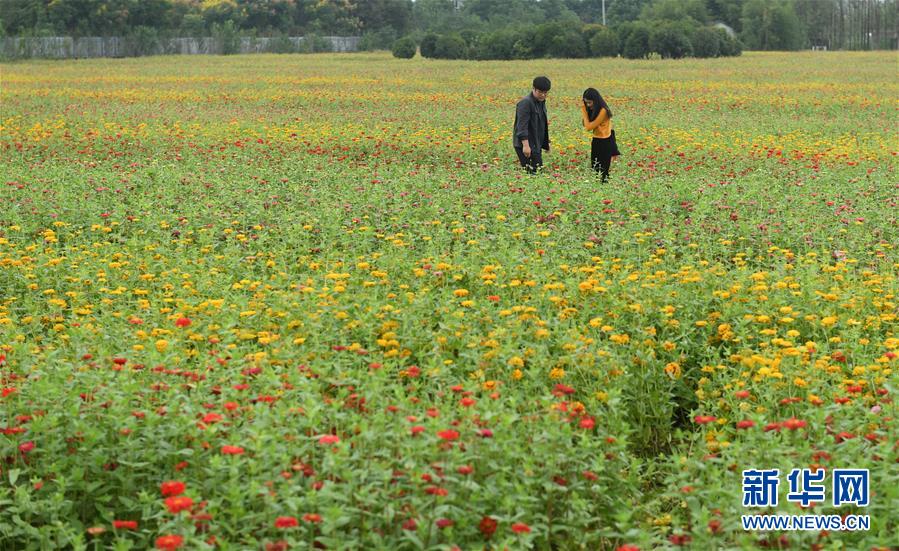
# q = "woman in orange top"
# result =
<box><xmin>581</xmin><ymin>87</ymin><xmax>619</xmax><ymax>182</ymax></box>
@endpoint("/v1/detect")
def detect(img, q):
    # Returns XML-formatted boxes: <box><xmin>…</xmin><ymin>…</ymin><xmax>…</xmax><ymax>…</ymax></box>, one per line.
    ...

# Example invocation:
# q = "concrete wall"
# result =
<box><xmin>1</xmin><ymin>36</ymin><xmax>360</xmax><ymax>59</ymax></box>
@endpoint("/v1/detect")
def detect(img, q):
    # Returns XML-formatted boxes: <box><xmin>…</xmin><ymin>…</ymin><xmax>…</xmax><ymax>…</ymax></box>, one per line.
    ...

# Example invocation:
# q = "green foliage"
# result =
<box><xmin>124</xmin><ymin>25</ymin><xmax>162</xmax><ymax>57</ymax></box>
<box><xmin>717</xmin><ymin>27</ymin><xmax>743</xmax><ymax>56</ymax></box>
<box><xmin>622</xmin><ymin>22</ymin><xmax>652</xmax><ymax>59</ymax></box>
<box><xmin>475</xmin><ymin>28</ymin><xmax>518</xmax><ymax>60</ymax></box>
<box><xmin>358</xmin><ymin>28</ymin><xmax>398</xmax><ymax>52</ymax></box>
<box><xmin>547</xmin><ymin>27</ymin><xmax>588</xmax><ymax>58</ymax></box>
<box><xmin>419</xmin><ymin>32</ymin><xmax>439</xmax><ymax>58</ymax></box>
<box><xmin>740</xmin><ymin>0</ymin><xmax>805</xmax><ymax>51</ymax></box>
<box><xmin>0</xmin><ymin>0</ymin><xmax>895</xmax><ymax>55</ymax></box>
<box><xmin>268</xmin><ymin>33</ymin><xmax>297</xmax><ymax>54</ymax></box>
<box><xmin>650</xmin><ymin>22</ymin><xmax>694</xmax><ymax>59</ymax></box>
<box><xmin>691</xmin><ymin>26</ymin><xmax>721</xmax><ymax>58</ymax></box>
<box><xmin>589</xmin><ymin>27</ymin><xmax>619</xmax><ymax>57</ymax></box>
<box><xmin>0</xmin><ymin>50</ymin><xmax>896</xmax><ymax>550</ymax></box>
<box><xmin>391</xmin><ymin>35</ymin><xmax>417</xmax><ymax>59</ymax></box>
<box><xmin>211</xmin><ymin>20</ymin><xmax>240</xmax><ymax>55</ymax></box>
<box><xmin>433</xmin><ymin>34</ymin><xmax>467</xmax><ymax>59</ymax></box>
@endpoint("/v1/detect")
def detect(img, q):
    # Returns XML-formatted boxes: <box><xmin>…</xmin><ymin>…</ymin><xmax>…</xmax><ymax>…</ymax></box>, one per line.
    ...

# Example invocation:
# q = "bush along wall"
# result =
<box><xmin>399</xmin><ymin>21</ymin><xmax>741</xmax><ymax>61</ymax></box>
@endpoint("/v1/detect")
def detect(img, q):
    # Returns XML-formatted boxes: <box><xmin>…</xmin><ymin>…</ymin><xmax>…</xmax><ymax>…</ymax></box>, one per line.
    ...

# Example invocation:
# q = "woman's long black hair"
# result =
<box><xmin>583</xmin><ymin>88</ymin><xmax>612</xmax><ymax>121</ymax></box>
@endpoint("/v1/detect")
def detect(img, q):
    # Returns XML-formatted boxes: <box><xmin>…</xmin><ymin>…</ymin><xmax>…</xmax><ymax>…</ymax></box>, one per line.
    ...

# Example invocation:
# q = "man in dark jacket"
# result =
<box><xmin>513</xmin><ymin>76</ymin><xmax>551</xmax><ymax>174</ymax></box>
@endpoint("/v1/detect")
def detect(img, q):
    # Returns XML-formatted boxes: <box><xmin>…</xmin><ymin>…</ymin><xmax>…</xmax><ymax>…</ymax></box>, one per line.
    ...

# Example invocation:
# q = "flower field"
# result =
<box><xmin>0</xmin><ymin>51</ymin><xmax>897</xmax><ymax>550</ymax></box>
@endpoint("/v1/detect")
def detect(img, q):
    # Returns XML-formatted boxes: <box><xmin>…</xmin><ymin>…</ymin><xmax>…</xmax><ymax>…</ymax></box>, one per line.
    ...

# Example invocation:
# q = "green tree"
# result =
<box><xmin>622</xmin><ymin>21</ymin><xmax>651</xmax><ymax>58</ymax></box>
<box><xmin>649</xmin><ymin>22</ymin><xmax>694</xmax><ymax>58</ymax></box>
<box><xmin>589</xmin><ymin>26</ymin><xmax>619</xmax><ymax>57</ymax></box>
<box><xmin>640</xmin><ymin>0</ymin><xmax>708</xmax><ymax>25</ymax></box>
<box><xmin>607</xmin><ymin>0</ymin><xmax>652</xmax><ymax>25</ymax></box>
<box><xmin>716</xmin><ymin>27</ymin><xmax>743</xmax><ymax>55</ymax></box>
<box><xmin>706</xmin><ymin>0</ymin><xmax>744</xmax><ymax>32</ymax></box>
<box><xmin>475</xmin><ymin>27</ymin><xmax>520</xmax><ymax>59</ymax></box>
<box><xmin>740</xmin><ymin>0</ymin><xmax>804</xmax><ymax>50</ymax></box>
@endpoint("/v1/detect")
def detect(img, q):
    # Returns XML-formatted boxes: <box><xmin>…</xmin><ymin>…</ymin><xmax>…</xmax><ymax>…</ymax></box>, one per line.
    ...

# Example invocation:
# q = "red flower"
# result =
<box><xmin>708</xmin><ymin>519</ymin><xmax>722</xmax><ymax>534</ymax></box>
<box><xmin>782</xmin><ymin>417</ymin><xmax>807</xmax><ymax>430</ymax></box>
<box><xmin>694</xmin><ymin>415</ymin><xmax>717</xmax><ymax>424</ymax></box>
<box><xmin>579</xmin><ymin>417</ymin><xmax>596</xmax><ymax>430</ymax></box>
<box><xmin>437</xmin><ymin>429</ymin><xmax>459</xmax><ymax>441</ymax></box>
<box><xmin>155</xmin><ymin>535</ymin><xmax>184</xmax><ymax>550</ymax></box>
<box><xmin>274</xmin><ymin>516</ymin><xmax>298</xmax><ymax>529</ymax></box>
<box><xmin>318</xmin><ymin>434</ymin><xmax>340</xmax><ymax>445</ymax></box>
<box><xmin>511</xmin><ymin>522</ymin><xmax>531</xmax><ymax>533</ymax></box>
<box><xmin>221</xmin><ymin>445</ymin><xmax>245</xmax><ymax>455</ymax></box>
<box><xmin>479</xmin><ymin>516</ymin><xmax>498</xmax><ymax>538</ymax></box>
<box><xmin>18</xmin><ymin>441</ymin><xmax>35</xmax><ymax>454</ymax></box>
<box><xmin>160</xmin><ymin>481</ymin><xmax>186</xmax><ymax>497</ymax></box>
<box><xmin>478</xmin><ymin>429</ymin><xmax>493</xmax><ymax>438</ymax></box>
<box><xmin>436</xmin><ymin>518</ymin><xmax>454</xmax><ymax>529</ymax></box>
<box><xmin>668</xmin><ymin>534</ymin><xmax>691</xmax><ymax>546</ymax></box>
<box><xmin>113</xmin><ymin>520</ymin><xmax>138</xmax><ymax>530</ymax></box>
<box><xmin>764</xmin><ymin>422</ymin><xmax>782</xmax><ymax>432</ymax></box>
<box><xmin>734</xmin><ymin>390</ymin><xmax>751</xmax><ymax>399</ymax></box>
<box><xmin>410</xmin><ymin>425</ymin><xmax>425</xmax><ymax>436</ymax></box>
<box><xmin>460</xmin><ymin>397</ymin><xmax>476</xmax><ymax>407</ymax></box>
<box><xmin>402</xmin><ymin>518</ymin><xmax>418</xmax><ymax>531</ymax></box>
<box><xmin>302</xmin><ymin>513</ymin><xmax>322</xmax><ymax>523</ymax></box>
<box><xmin>616</xmin><ymin>546</ymin><xmax>640</xmax><ymax>551</ymax></box>
<box><xmin>457</xmin><ymin>464</ymin><xmax>473</xmax><ymax>475</ymax></box>
<box><xmin>165</xmin><ymin>496</ymin><xmax>194</xmax><ymax>514</ymax></box>
<box><xmin>202</xmin><ymin>413</ymin><xmax>222</xmax><ymax>424</ymax></box>
<box><xmin>175</xmin><ymin>317</ymin><xmax>192</xmax><ymax>328</ymax></box>
<box><xmin>736</xmin><ymin>420</ymin><xmax>756</xmax><ymax>430</ymax></box>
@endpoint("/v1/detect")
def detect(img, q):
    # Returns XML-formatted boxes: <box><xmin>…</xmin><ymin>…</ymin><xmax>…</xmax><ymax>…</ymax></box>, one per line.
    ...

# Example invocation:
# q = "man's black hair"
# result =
<box><xmin>533</xmin><ymin>76</ymin><xmax>551</xmax><ymax>92</ymax></box>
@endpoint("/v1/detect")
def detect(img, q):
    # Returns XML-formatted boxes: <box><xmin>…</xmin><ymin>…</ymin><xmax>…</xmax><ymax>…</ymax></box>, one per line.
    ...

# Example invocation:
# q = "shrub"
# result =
<box><xmin>391</xmin><ymin>36</ymin><xmax>417</xmax><ymax>59</ymax></box>
<box><xmin>548</xmin><ymin>28</ymin><xmax>588</xmax><ymax>58</ymax></box>
<box><xmin>359</xmin><ymin>28</ymin><xmax>397</xmax><ymax>52</ymax></box>
<box><xmin>717</xmin><ymin>28</ymin><xmax>743</xmax><ymax>56</ymax></box>
<box><xmin>433</xmin><ymin>34</ymin><xmax>467</xmax><ymax>59</ymax></box>
<box><xmin>476</xmin><ymin>29</ymin><xmax>520</xmax><ymax>60</ymax></box>
<box><xmin>650</xmin><ymin>24</ymin><xmax>694</xmax><ymax>59</ymax></box>
<box><xmin>589</xmin><ymin>28</ymin><xmax>619</xmax><ymax>57</ymax></box>
<box><xmin>211</xmin><ymin>20</ymin><xmax>240</xmax><ymax>55</ymax></box>
<box><xmin>419</xmin><ymin>32</ymin><xmax>439</xmax><ymax>58</ymax></box>
<box><xmin>268</xmin><ymin>34</ymin><xmax>296</xmax><ymax>54</ymax></box>
<box><xmin>691</xmin><ymin>27</ymin><xmax>721</xmax><ymax>58</ymax></box>
<box><xmin>125</xmin><ymin>25</ymin><xmax>161</xmax><ymax>57</ymax></box>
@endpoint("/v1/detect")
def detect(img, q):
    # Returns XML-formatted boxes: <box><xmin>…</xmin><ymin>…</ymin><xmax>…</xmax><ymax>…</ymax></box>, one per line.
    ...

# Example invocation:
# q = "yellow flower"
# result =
<box><xmin>155</xmin><ymin>339</ymin><xmax>168</xmax><ymax>353</ymax></box>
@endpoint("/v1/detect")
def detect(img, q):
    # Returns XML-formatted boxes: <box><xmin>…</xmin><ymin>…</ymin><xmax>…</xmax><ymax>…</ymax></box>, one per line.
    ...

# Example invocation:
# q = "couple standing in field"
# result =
<box><xmin>513</xmin><ymin>76</ymin><xmax>620</xmax><ymax>181</ymax></box>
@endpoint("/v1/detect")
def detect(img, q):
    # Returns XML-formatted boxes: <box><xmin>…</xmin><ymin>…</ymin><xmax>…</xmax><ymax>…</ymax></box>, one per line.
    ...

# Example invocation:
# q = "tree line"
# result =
<box><xmin>2</xmin><ymin>0</ymin><xmax>896</xmax><ymax>53</ymax></box>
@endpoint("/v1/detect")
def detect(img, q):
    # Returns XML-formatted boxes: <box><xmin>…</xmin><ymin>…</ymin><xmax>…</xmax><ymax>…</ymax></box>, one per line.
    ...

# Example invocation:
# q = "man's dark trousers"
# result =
<box><xmin>514</xmin><ymin>147</ymin><xmax>543</xmax><ymax>174</ymax></box>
